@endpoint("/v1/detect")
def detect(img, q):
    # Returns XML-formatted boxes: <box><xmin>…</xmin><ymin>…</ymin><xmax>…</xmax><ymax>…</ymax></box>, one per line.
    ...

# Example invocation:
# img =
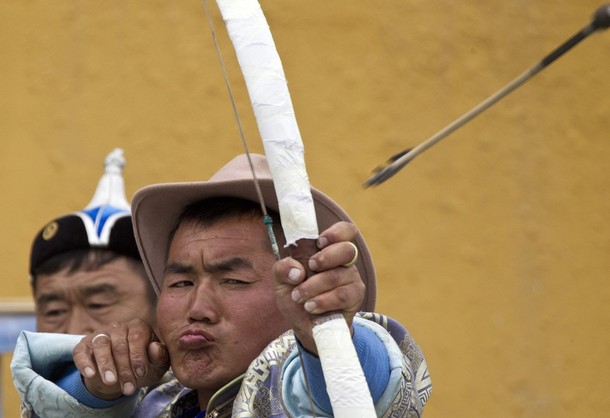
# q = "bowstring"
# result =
<box><xmin>202</xmin><ymin>0</ymin><xmax>279</xmax><ymax>260</ymax></box>
<box><xmin>201</xmin><ymin>1</ymin><xmax>316</xmax><ymax>415</ymax></box>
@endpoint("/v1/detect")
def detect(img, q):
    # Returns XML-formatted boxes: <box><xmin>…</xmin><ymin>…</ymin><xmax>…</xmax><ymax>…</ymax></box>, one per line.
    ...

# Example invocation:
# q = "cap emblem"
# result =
<box><xmin>42</xmin><ymin>221</ymin><xmax>59</xmax><ymax>241</ymax></box>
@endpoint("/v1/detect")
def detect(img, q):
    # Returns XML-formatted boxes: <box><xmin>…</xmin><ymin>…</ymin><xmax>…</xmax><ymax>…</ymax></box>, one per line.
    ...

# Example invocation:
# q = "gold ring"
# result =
<box><xmin>342</xmin><ymin>242</ymin><xmax>359</xmax><ymax>268</ymax></box>
<box><xmin>92</xmin><ymin>333</ymin><xmax>111</xmax><ymax>344</ymax></box>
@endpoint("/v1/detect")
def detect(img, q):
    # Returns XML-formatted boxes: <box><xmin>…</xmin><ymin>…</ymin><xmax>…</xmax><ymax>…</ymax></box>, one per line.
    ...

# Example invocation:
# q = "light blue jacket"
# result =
<box><xmin>11</xmin><ymin>314</ymin><xmax>431</xmax><ymax>417</ymax></box>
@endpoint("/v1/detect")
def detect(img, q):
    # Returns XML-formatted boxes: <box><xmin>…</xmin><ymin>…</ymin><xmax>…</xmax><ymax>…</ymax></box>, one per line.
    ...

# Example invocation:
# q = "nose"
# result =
<box><xmin>65</xmin><ymin>307</ymin><xmax>98</xmax><ymax>335</ymax></box>
<box><xmin>188</xmin><ymin>282</ymin><xmax>220</xmax><ymax>324</ymax></box>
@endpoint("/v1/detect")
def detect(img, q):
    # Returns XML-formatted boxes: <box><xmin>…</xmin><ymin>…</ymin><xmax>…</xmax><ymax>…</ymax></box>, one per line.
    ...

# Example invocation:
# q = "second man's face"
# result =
<box><xmin>34</xmin><ymin>256</ymin><xmax>154</xmax><ymax>335</ymax></box>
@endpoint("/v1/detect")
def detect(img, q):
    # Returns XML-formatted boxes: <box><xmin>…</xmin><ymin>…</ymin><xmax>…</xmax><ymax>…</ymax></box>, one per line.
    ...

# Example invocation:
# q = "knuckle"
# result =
<box><xmin>73</xmin><ymin>340</ymin><xmax>87</xmax><ymax>355</ymax></box>
<box><xmin>128</xmin><ymin>329</ymin><xmax>146</xmax><ymax>343</ymax></box>
<box><xmin>312</xmin><ymin>253</ymin><xmax>326</xmax><ymax>269</ymax></box>
<box><xmin>96</xmin><ymin>355</ymin><xmax>115</xmax><ymax>370</ymax></box>
<box><xmin>335</xmin><ymin>286</ymin><xmax>351</xmax><ymax>305</ymax></box>
<box><xmin>117</xmin><ymin>364</ymin><xmax>134</xmax><ymax>380</ymax></box>
<box><xmin>108</xmin><ymin>321</ymin><xmax>121</xmax><ymax>330</ymax></box>
<box><xmin>116</xmin><ymin>361</ymin><xmax>133</xmax><ymax>374</ymax></box>
<box><xmin>348</xmin><ymin>222</ymin><xmax>359</xmax><ymax>235</ymax></box>
<box><xmin>128</xmin><ymin>346</ymin><xmax>146</xmax><ymax>363</ymax></box>
<box><xmin>130</xmin><ymin>352</ymin><xmax>146</xmax><ymax>366</ymax></box>
<box><xmin>113</xmin><ymin>340</ymin><xmax>130</xmax><ymax>356</ymax></box>
<box><xmin>330</xmin><ymin>221</ymin><xmax>357</xmax><ymax>239</ymax></box>
<box><xmin>354</xmin><ymin>276</ymin><xmax>366</xmax><ymax>295</ymax></box>
<box><xmin>297</xmin><ymin>286</ymin><xmax>310</xmax><ymax>300</ymax></box>
<box><xmin>338</xmin><ymin>221</ymin><xmax>357</xmax><ymax>236</ymax></box>
<box><xmin>325</xmin><ymin>269</ymin><xmax>342</xmax><ymax>286</ymax></box>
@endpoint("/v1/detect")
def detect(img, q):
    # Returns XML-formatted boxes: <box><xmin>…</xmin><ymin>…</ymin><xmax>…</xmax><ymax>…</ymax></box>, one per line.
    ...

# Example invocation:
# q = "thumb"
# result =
<box><xmin>147</xmin><ymin>341</ymin><xmax>170</xmax><ymax>373</ymax></box>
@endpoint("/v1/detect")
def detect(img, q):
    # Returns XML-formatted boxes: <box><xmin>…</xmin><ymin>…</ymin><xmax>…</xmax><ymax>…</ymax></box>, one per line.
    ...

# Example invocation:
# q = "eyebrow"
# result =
<box><xmin>164</xmin><ymin>257</ymin><xmax>253</xmax><ymax>276</ymax></box>
<box><xmin>79</xmin><ymin>283</ymin><xmax>119</xmax><ymax>298</ymax></box>
<box><xmin>35</xmin><ymin>284</ymin><xmax>119</xmax><ymax>309</ymax></box>
<box><xmin>206</xmin><ymin>257</ymin><xmax>253</xmax><ymax>273</ymax></box>
<box><xmin>36</xmin><ymin>292</ymin><xmax>64</xmax><ymax>307</ymax></box>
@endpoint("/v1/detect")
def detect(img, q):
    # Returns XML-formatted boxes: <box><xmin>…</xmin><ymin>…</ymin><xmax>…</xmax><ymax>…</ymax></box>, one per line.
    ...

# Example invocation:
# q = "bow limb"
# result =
<box><xmin>214</xmin><ymin>0</ymin><xmax>376</xmax><ymax>416</ymax></box>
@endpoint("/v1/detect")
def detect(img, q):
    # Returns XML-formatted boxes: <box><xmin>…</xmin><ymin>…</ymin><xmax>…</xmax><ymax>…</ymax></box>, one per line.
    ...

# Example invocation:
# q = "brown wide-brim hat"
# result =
<box><xmin>131</xmin><ymin>153</ymin><xmax>376</xmax><ymax>312</ymax></box>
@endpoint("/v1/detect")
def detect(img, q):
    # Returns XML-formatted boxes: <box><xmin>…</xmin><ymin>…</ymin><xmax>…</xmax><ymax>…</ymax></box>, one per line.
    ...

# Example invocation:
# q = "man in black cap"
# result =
<box><xmin>29</xmin><ymin>149</ymin><xmax>156</xmax><ymax>335</ymax></box>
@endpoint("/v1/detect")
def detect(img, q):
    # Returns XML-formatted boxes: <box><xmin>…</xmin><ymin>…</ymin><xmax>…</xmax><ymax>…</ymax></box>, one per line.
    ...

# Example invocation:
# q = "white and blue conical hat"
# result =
<box><xmin>30</xmin><ymin>149</ymin><xmax>141</xmax><ymax>280</ymax></box>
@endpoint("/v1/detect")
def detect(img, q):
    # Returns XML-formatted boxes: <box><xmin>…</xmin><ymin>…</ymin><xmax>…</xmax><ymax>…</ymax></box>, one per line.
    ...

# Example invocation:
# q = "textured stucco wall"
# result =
<box><xmin>2</xmin><ymin>1</ymin><xmax>609</xmax><ymax>416</ymax></box>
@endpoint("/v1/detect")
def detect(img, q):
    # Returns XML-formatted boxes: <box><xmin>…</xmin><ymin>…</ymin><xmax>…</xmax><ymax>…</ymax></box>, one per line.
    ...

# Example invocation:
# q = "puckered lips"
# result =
<box><xmin>178</xmin><ymin>328</ymin><xmax>215</xmax><ymax>350</ymax></box>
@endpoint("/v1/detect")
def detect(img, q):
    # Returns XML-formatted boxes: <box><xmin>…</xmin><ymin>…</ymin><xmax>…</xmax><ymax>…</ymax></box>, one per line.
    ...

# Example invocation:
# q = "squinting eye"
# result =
<box><xmin>223</xmin><ymin>279</ymin><xmax>249</xmax><ymax>285</ymax></box>
<box><xmin>44</xmin><ymin>309</ymin><xmax>66</xmax><ymax>318</ymax></box>
<box><xmin>88</xmin><ymin>304</ymin><xmax>110</xmax><ymax>310</ymax></box>
<box><xmin>169</xmin><ymin>280</ymin><xmax>193</xmax><ymax>288</ymax></box>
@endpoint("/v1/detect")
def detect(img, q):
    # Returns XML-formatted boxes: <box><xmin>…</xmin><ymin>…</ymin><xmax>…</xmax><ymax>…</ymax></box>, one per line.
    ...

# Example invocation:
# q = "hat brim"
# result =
<box><xmin>132</xmin><ymin>159</ymin><xmax>376</xmax><ymax>312</ymax></box>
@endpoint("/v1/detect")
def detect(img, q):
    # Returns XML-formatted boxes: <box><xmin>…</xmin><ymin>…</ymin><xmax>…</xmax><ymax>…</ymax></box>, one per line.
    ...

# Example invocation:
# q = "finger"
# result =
<box><xmin>292</xmin><ymin>267</ymin><xmax>352</xmax><ymax>301</ymax></box>
<box><xmin>123</xmin><ymin>341</ymin><xmax>170</xmax><ymax>388</ymax></box>
<box><xmin>317</xmin><ymin>221</ymin><xmax>358</xmax><ymax>249</ymax></box>
<box><xmin>73</xmin><ymin>337</ymin><xmax>98</xmax><ymax>379</ymax></box>
<box><xmin>302</xmin><ymin>275</ymin><xmax>365</xmax><ymax>315</ymax></box>
<box><xmin>274</xmin><ymin>257</ymin><xmax>306</xmax><ymax>286</ymax></box>
<box><xmin>309</xmin><ymin>241</ymin><xmax>359</xmax><ymax>272</ymax></box>
<box><xmin>295</xmin><ymin>261</ymin><xmax>365</xmax><ymax>315</ymax></box>
<box><xmin>148</xmin><ymin>341</ymin><xmax>171</xmax><ymax>370</ymax></box>
<box><xmin>74</xmin><ymin>333</ymin><xmax>126</xmax><ymax>400</ymax></box>
<box><xmin>125</xmin><ymin>324</ymin><xmax>156</xmax><ymax>380</ymax></box>
<box><xmin>90</xmin><ymin>332</ymin><xmax>119</xmax><ymax>386</ymax></box>
<box><xmin>106</xmin><ymin>325</ymin><xmax>139</xmax><ymax>396</ymax></box>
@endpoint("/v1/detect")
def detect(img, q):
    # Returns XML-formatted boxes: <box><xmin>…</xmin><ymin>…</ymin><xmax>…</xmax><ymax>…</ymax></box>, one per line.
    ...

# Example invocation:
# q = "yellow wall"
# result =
<box><xmin>2</xmin><ymin>1</ymin><xmax>610</xmax><ymax>416</ymax></box>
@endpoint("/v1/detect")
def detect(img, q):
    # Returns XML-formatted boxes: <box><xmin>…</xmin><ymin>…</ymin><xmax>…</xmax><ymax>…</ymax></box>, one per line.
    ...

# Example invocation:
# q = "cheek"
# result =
<box><xmin>156</xmin><ymin>295</ymin><xmax>183</xmax><ymax>337</ymax></box>
<box><xmin>125</xmin><ymin>290</ymin><xmax>153</xmax><ymax>312</ymax></box>
<box><xmin>36</xmin><ymin>320</ymin><xmax>59</xmax><ymax>333</ymax></box>
<box><xmin>236</xmin><ymin>295</ymin><xmax>288</xmax><ymax>339</ymax></box>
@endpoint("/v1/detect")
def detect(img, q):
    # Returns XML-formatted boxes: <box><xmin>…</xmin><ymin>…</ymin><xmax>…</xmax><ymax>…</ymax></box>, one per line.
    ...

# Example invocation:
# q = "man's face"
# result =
<box><xmin>34</xmin><ymin>257</ymin><xmax>154</xmax><ymax>334</ymax></box>
<box><xmin>157</xmin><ymin>216</ymin><xmax>290</xmax><ymax>397</ymax></box>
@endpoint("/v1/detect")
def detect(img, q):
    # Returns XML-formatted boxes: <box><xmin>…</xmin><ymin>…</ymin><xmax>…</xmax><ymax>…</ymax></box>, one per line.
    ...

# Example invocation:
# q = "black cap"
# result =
<box><xmin>29</xmin><ymin>149</ymin><xmax>141</xmax><ymax>280</ymax></box>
